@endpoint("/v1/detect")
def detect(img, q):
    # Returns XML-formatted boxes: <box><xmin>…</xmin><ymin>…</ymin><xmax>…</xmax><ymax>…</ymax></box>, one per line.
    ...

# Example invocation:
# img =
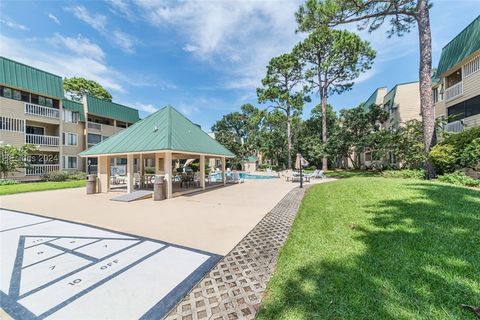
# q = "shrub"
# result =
<box><xmin>41</xmin><ymin>170</ymin><xmax>86</xmax><ymax>182</ymax></box>
<box><xmin>459</xmin><ymin>138</ymin><xmax>480</xmax><ymax>170</ymax></box>
<box><xmin>144</xmin><ymin>167</ymin><xmax>155</xmax><ymax>174</ymax></box>
<box><xmin>41</xmin><ymin>171</ymin><xmax>70</xmax><ymax>181</ymax></box>
<box><xmin>0</xmin><ymin>179</ymin><xmax>18</xmax><ymax>185</ymax></box>
<box><xmin>437</xmin><ymin>171</ymin><xmax>480</xmax><ymax>187</ymax></box>
<box><xmin>257</xmin><ymin>164</ymin><xmax>269</xmax><ymax>171</ymax></box>
<box><xmin>429</xmin><ymin>144</ymin><xmax>458</xmax><ymax>174</ymax></box>
<box><xmin>382</xmin><ymin>169</ymin><xmax>425</xmax><ymax>179</ymax></box>
<box><xmin>441</xmin><ymin>126</ymin><xmax>480</xmax><ymax>150</ymax></box>
<box><xmin>68</xmin><ymin>171</ymin><xmax>87</xmax><ymax>180</ymax></box>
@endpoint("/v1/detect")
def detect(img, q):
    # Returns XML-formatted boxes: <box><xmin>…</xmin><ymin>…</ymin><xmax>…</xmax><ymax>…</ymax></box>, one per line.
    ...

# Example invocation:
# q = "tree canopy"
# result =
<box><xmin>295</xmin><ymin>0</ymin><xmax>437</xmax><ymax>178</ymax></box>
<box><xmin>293</xmin><ymin>26</ymin><xmax>375</xmax><ymax>170</ymax></box>
<box><xmin>63</xmin><ymin>77</ymin><xmax>113</xmax><ymax>101</ymax></box>
<box><xmin>257</xmin><ymin>53</ymin><xmax>310</xmax><ymax>169</ymax></box>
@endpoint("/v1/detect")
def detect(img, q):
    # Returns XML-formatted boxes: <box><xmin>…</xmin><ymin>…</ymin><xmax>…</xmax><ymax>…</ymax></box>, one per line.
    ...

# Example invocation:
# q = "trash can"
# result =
<box><xmin>86</xmin><ymin>174</ymin><xmax>97</xmax><ymax>194</ymax></box>
<box><xmin>153</xmin><ymin>175</ymin><xmax>165</xmax><ymax>201</ymax></box>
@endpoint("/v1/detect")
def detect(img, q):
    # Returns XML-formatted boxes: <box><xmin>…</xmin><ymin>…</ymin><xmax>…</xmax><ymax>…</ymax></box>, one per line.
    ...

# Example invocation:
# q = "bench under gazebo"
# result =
<box><xmin>80</xmin><ymin>106</ymin><xmax>235</xmax><ymax>199</ymax></box>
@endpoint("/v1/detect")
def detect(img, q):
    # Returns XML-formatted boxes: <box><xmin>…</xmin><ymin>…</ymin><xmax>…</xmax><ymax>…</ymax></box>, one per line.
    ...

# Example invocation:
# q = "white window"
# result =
<box><xmin>0</xmin><ymin>117</ymin><xmax>25</xmax><ymax>132</ymax></box>
<box><xmin>63</xmin><ymin>156</ymin><xmax>78</xmax><ymax>169</ymax></box>
<box><xmin>464</xmin><ymin>56</ymin><xmax>480</xmax><ymax>78</ymax></box>
<box><xmin>63</xmin><ymin>110</ymin><xmax>79</xmax><ymax>123</ymax></box>
<box><xmin>62</xmin><ymin>132</ymin><xmax>77</xmax><ymax>146</ymax></box>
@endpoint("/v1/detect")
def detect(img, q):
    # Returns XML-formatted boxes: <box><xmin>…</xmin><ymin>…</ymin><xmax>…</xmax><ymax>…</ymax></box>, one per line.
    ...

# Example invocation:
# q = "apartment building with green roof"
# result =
<box><xmin>433</xmin><ymin>15</ymin><xmax>480</xmax><ymax>132</ymax></box>
<box><xmin>0</xmin><ymin>56</ymin><xmax>140</xmax><ymax>180</ymax></box>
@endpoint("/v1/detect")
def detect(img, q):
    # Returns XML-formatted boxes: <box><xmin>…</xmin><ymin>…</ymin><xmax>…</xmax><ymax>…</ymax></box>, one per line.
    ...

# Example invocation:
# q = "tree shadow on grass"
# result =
<box><xmin>259</xmin><ymin>182</ymin><xmax>480</xmax><ymax>320</ymax></box>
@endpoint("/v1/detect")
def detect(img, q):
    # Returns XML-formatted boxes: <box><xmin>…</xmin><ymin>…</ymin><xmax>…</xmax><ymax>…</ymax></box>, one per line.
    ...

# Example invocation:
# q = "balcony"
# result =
<box><xmin>87</xmin><ymin>122</ymin><xmax>102</xmax><ymax>131</ymax></box>
<box><xmin>26</xmin><ymin>164</ymin><xmax>60</xmax><ymax>176</ymax></box>
<box><xmin>25</xmin><ymin>103</ymin><xmax>60</xmax><ymax>119</ymax></box>
<box><xmin>445</xmin><ymin>120</ymin><xmax>464</xmax><ymax>133</ymax></box>
<box><xmin>445</xmin><ymin>82</ymin><xmax>463</xmax><ymax>101</ymax></box>
<box><xmin>26</xmin><ymin>134</ymin><xmax>60</xmax><ymax>146</ymax></box>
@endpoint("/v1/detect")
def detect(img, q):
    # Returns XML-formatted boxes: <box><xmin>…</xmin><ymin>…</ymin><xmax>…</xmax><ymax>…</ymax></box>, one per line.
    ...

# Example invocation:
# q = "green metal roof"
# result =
<box><xmin>62</xmin><ymin>99</ymin><xmax>86</xmax><ymax>121</ymax></box>
<box><xmin>86</xmin><ymin>95</ymin><xmax>139</xmax><ymax>124</ymax></box>
<box><xmin>80</xmin><ymin>106</ymin><xmax>235</xmax><ymax>157</ymax></box>
<box><xmin>436</xmin><ymin>16</ymin><xmax>480</xmax><ymax>76</ymax></box>
<box><xmin>0</xmin><ymin>56</ymin><xmax>64</xmax><ymax>99</ymax></box>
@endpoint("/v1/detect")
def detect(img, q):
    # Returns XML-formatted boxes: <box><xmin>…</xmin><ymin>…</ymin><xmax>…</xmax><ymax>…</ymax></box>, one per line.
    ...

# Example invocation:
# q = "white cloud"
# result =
<box><xmin>65</xmin><ymin>5</ymin><xmax>135</xmax><ymax>53</ymax></box>
<box><xmin>107</xmin><ymin>0</ymin><xmax>137</xmax><ymax>22</ymax></box>
<box><xmin>0</xmin><ymin>18</ymin><xmax>28</xmax><ymax>31</ymax></box>
<box><xmin>49</xmin><ymin>33</ymin><xmax>105</xmax><ymax>62</ymax></box>
<box><xmin>112</xmin><ymin>30</ymin><xmax>135</xmax><ymax>54</ymax></box>
<box><xmin>65</xmin><ymin>5</ymin><xmax>107</xmax><ymax>32</ymax></box>
<box><xmin>133</xmin><ymin>0</ymin><xmax>303</xmax><ymax>90</ymax></box>
<box><xmin>179</xmin><ymin>105</ymin><xmax>199</xmax><ymax>116</ymax></box>
<box><xmin>1</xmin><ymin>34</ymin><xmax>125</xmax><ymax>93</ymax></box>
<box><xmin>48</xmin><ymin>13</ymin><xmax>60</xmax><ymax>24</ymax></box>
<box><xmin>134</xmin><ymin>102</ymin><xmax>158</xmax><ymax>113</ymax></box>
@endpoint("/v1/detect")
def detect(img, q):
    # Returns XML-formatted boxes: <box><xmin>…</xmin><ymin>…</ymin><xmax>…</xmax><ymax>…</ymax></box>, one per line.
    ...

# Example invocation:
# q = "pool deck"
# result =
<box><xmin>0</xmin><ymin>177</ymin><xmax>332</xmax><ymax>256</ymax></box>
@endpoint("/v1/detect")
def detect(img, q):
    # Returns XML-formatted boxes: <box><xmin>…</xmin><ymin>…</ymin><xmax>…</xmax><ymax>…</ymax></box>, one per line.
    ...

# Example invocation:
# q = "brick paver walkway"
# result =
<box><xmin>165</xmin><ymin>186</ymin><xmax>308</xmax><ymax>320</ymax></box>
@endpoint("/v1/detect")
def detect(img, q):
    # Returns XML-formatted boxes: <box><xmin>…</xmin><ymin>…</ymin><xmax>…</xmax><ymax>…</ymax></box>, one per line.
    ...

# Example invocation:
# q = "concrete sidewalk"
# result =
<box><xmin>0</xmin><ymin>178</ymin><xmax>332</xmax><ymax>255</ymax></box>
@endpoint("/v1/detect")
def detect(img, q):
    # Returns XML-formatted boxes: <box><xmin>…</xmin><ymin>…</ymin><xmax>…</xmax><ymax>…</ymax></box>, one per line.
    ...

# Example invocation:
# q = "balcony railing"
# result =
<box><xmin>87</xmin><ymin>122</ymin><xmax>102</xmax><ymax>131</ymax></box>
<box><xmin>445</xmin><ymin>82</ymin><xmax>463</xmax><ymax>101</ymax></box>
<box><xmin>25</xmin><ymin>103</ymin><xmax>60</xmax><ymax>119</ymax></box>
<box><xmin>26</xmin><ymin>164</ymin><xmax>60</xmax><ymax>176</ymax></box>
<box><xmin>445</xmin><ymin>120</ymin><xmax>464</xmax><ymax>133</ymax></box>
<box><xmin>26</xmin><ymin>134</ymin><xmax>60</xmax><ymax>146</ymax></box>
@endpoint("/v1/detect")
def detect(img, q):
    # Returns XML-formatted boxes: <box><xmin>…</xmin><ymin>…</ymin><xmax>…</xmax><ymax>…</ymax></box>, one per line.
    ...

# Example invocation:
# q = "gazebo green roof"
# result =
<box><xmin>80</xmin><ymin>106</ymin><xmax>235</xmax><ymax>157</ymax></box>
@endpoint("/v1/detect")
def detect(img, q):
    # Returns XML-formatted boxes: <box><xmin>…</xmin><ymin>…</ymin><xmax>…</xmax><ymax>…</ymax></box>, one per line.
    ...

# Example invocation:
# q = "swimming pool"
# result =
<box><xmin>239</xmin><ymin>173</ymin><xmax>277</xmax><ymax>179</ymax></box>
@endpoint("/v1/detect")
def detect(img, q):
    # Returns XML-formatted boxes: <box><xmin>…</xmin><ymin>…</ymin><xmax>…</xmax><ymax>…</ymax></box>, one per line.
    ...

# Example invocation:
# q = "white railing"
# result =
<box><xmin>88</xmin><ymin>122</ymin><xmax>102</xmax><ymax>130</ymax></box>
<box><xmin>25</xmin><ymin>103</ymin><xmax>60</xmax><ymax>119</ymax></box>
<box><xmin>26</xmin><ymin>134</ymin><xmax>60</xmax><ymax>146</ymax></box>
<box><xmin>445</xmin><ymin>82</ymin><xmax>463</xmax><ymax>101</ymax></box>
<box><xmin>445</xmin><ymin>120</ymin><xmax>464</xmax><ymax>133</ymax></box>
<box><xmin>25</xmin><ymin>164</ymin><xmax>60</xmax><ymax>176</ymax></box>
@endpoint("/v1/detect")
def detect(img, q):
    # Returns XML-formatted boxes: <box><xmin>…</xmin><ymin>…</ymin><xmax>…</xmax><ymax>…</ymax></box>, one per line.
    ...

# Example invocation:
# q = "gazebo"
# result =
<box><xmin>79</xmin><ymin>106</ymin><xmax>235</xmax><ymax>199</ymax></box>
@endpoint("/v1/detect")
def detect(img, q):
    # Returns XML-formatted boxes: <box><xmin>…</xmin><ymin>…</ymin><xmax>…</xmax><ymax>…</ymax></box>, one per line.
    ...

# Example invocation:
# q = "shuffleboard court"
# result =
<box><xmin>0</xmin><ymin>209</ymin><xmax>221</xmax><ymax>320</ymax></box>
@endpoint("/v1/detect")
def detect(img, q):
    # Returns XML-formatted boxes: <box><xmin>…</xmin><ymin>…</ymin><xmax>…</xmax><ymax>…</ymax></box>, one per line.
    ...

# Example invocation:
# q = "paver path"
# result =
<box><xmin>165</xmin><ymin>186</ymin><xmax>308</xmax><ymax>320</ymax></box>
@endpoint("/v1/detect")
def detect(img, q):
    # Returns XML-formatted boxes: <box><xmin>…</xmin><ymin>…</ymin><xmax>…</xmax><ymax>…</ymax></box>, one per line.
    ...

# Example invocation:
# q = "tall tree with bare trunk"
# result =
<box><xmin>293</xmin><ymin>27</ymin><xmax>375</xmax><ymax>171</ymax></box>
<box><xmin>257</xmin><ymin>53</ymin><xmax>310</xmax><ymax>169</ymax></box>
<box><xmin>296</xmin><ymin>0</ymin><xmax>436</xmax><ymax>178</ymax></box>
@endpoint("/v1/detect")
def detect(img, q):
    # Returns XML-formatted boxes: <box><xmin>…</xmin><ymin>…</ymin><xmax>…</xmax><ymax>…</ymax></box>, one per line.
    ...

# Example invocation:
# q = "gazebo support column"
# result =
<box><xmin>221</xmin><ymin>156</ymin><xmax>226</xmax><ymax>186</ymax></box>
<box><xmin>200</xmin><ymin>155</ymin><xmax>205</xmax><ymax>190</ymax></box>
<box><xmin>154</xmin><ymin>153</ymin><xmax>160</xmax><ymax>174</ymax></box>
<box><xmin>127</xmin><ymin>154</ymin><xmax>134</xmax><ymax>193</ymax></box>
<box><xmin>164</xmin><ymin>152</ymin><xmax>173</xmax><ymax>199</ymax></box>
<box><xmin>97</xmin><ymin>156</ymin><xmax>110</xmax><ymax>193</ymax></box>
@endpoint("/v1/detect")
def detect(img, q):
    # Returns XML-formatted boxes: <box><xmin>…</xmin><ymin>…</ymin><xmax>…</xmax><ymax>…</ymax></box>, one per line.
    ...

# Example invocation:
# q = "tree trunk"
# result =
<box><xmin>287</xmin><ymin>115</ymin><xmax>292</xmax><ymax>169</ymax></box>
<box><xmin>417</xmin><ymin>0</ymin><xmax>436</xmax><ymax>179</ymax></box>
<box><xmin>321</xmin><ymin>87</ymin><xmax>328</xmax><ymax>171</ymax></box>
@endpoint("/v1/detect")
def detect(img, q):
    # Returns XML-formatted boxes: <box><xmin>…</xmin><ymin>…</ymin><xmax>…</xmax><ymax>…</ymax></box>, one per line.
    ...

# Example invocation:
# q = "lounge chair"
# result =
<box><xmin>227</xmin><ymin>171</ymin><xmax>244</xmax><ymax>184</ymax></box>
<box><xmin>308</xmin><ymin>170</ymin><xmax>326</xmax><ymax>179</ymax></box>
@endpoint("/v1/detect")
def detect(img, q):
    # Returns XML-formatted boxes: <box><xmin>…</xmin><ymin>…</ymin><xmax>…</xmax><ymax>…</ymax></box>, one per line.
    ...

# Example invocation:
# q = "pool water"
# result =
<box><xmin>239</xmin><ymin>173</ymin><xmax>277</xmax><ymax>179</ymax></box>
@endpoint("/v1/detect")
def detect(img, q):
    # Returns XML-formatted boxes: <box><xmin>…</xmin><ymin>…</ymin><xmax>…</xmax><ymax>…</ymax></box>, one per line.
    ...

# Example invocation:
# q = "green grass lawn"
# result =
<box><xmin>0</xmin><ymin>180</ymin><xmax>86</xmax><ymax>196</ymax></box>
<box><xmin>325</xmin><ymin>169</ymin><xmax>381</xmax><ymax>179</ymax></box>
<box><xmin>258</xmin><ymin>177</ymin><xmax>480</xmax><ymax>320</ymax></box>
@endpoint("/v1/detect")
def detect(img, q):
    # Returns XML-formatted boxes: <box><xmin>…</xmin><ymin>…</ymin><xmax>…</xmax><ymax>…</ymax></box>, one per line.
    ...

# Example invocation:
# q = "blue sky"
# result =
<box><xmin>1</xmin><ymin>1</ymin><xmax>479</xmax><ymax>131</ymax></box>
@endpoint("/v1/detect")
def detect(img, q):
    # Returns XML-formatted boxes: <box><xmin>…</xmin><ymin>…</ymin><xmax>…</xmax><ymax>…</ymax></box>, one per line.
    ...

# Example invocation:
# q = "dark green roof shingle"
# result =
<box><xmin>0</xmin><ymin>56</ymin><xmax>64</xmax><ymax>99</ymax></box>
<box><xmin>86</xmin><ymin>95</ymin><xmax>139</xmax><ymax>124</ymax></box>
<box><xmin>436</xmin><ymin>16</ymin><xmax>480</xmax><ymax>76</ymax></box>
<box><xmin>62</xmin><ymin>99</ymin><xmax>85</xmax><ymax>121</ymax></box>
<box><xmin>80</xmin><ymin>106</ymin><xmax>235</xmax><ymax>157</ymax></box>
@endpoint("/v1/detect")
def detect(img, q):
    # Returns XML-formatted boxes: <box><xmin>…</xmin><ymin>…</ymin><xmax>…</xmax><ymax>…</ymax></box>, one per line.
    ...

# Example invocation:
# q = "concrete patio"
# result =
<box><xmin>0</xmin><ymin>178</ymin><xmax>333</xmax><ymax>255</ymax></box>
